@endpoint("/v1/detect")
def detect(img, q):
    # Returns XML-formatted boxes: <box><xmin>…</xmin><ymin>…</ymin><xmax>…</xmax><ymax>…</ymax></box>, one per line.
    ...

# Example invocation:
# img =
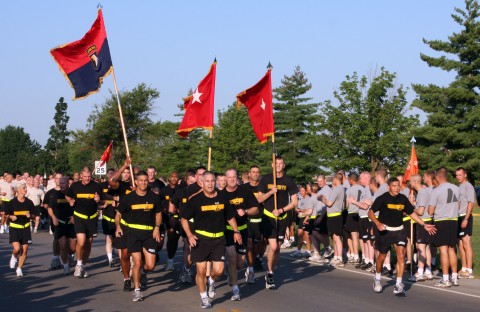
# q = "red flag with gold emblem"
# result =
<box><xmin>99</xmin><ymin>141</ymin><xmax>113</xmax><ymax>166</ymax></box>
<box><xmin>403</xmin><ymin>145</ymin><xmax>418</xmax><ymax>183</ymax></box>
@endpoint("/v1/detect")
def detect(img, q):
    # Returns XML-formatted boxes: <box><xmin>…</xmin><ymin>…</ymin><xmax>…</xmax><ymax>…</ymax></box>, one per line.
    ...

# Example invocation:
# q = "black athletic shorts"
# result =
<box><xmin>402</xmin><ymin>219</ymin><xmax>414</xmax><ymax>240</ymax></box>
<box><xmin>327</xmin><ymin>215</ymin><xmax>343</xmax><ymax>236</ymax></box>
<box><xmin>31</xmin><ymin>205</ymin><xmax>42</xmax><ymax>217</ymax></box>
<box><xmin>102</xmin><ymin>218</ymin><xmax>116</xmax><ymax>236</ymax></box>
<box><xmin>54</xmin><ymin>223</ymin><xmax>76</xmax><ymax>240</ymax></box>
<box><xmin>376</xmin><ymin>229</ymin><xmax>407</xmax><ymax>254</ymax></box>
<box><xmin>458</xmin><ymin>215</ymin><xmax>473</xmax><ymax>238</ymax></box>
<box><xmin>415</xmin><ymin>220</ymin><xmax>433</xmax><ymax>244</ymax></box>
<box><xmin>433</xmin><ymin>220</ymin><xmax>458</xmax><ymax>247</ymax></box>
<box><xmin>225</xmin><ymin>227</ymin><xmax>248</xmax><ymax>247</ymax></box>
<box><xmin>313</xmin><ymin>216</ymin><xmax>328</xmax><ymax>234</ymax></box>
<box><xmin>180</xmin><ymin>220</ymin><xmax>194</xmax><ymax>238</ymax></box>
<box><xmin>297</xmin><ymin>217</ymin><xmax>308</xmax><ymax>230</ymax></box>
<box><xmin>359</xmin><ymin>217</ymin><xmax>371</xmax><ymax>241</ymax></box>
<box><xmin>73</xmin><ymin>215</ymin><xmax>98</xmax><ymax>238</ymax></box>
<box><xmin>9</xmin><ymin>227</ymin><xmax>32</xmax><ymax>245</ymax></box>
<box><xmin>345</xmin><ymin>213</ymin><xmax>360</xmax><ymax>233</ymax></box>
<box><xmin>115</xmin><ymin>224</ymin><xmax>129</xmax><ymax>249</ymax></box>
<box><xmin>191</xmin><ymin>237</ymin><xmax>226</xmax><ymax>263</ymax></box>
<box><xmin>127</xmin><ymin>229</ymin><xmax>157</xmax><ymax>254</ymax></box>
<box><xmin>247</xmin><ymin>218</ymin><xmax>263</xmax><ymax>243</ymax></box>
<box><xmin>262</xmin><ymin>215</ymin><xmax>288</xmax><ymax>241</ymax></box>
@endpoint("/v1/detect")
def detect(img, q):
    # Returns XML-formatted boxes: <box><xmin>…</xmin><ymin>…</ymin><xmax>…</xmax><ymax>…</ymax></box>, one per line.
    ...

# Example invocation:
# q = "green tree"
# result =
<box><xmin>0</xmin><ymin>125</ymin><xmax>43</xmax><ymax>174</ymax></box>
<box><xmin>44</xmin><ymin>97</ymin><xmax>70</xmax><ymax>174</ymax></box>
<box><xmin>212</xmin><ymin>103</ymin><xmax>270</xmax><ymax>174</ymax></box>
<box><xmin>317</xmin><ymin>68</ymin><xmax>419</xmax><ymax>174</ymax></box>
<box><xmin>273</xmin><ymin>66</ymin><xmax>321</xmax><ymax>182</ymax></box>
<box><xmin>412</xmin><ymin>0</ymin><xmax>480</xmax><ymax>180</ymax></box>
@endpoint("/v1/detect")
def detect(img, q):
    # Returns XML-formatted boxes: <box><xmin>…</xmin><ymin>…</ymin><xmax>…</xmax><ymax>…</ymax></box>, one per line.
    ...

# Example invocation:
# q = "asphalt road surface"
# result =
<box><xmin>1</xmin><ymin>226</ymin><xmax>479</xmax><ymax>311</ymax></box>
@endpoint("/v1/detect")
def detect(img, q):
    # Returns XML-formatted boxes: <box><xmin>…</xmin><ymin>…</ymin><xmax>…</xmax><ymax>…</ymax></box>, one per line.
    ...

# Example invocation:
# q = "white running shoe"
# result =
<box><xmin>245</xmin><ymin>270</ymin><xmax>255</xmax><ymax>284</ymax></box>
<box><xmin>0</xmin><ymin>225</ymin><xmax>4</xmax><ymax>234</ymax></box>
<box><xmin>231</xmin><ymin>288</ymin><xmax>241</xmax><ymax>301</ymax></box>
<box><xmin>289</xmin><ymin>250</ymin><xmax>304</xmax><ymax>257</ymax></box>
<box><xmin>166</xmin><ymin>260</ymin><xmax>174</xmax><ymax>271</ymax></box>
<box><xmin>16</xmin><ymin>268</ymin><xmax>23</xmax><ymax>277</ymax></box>
<box><xmin>10</xmin><ymin>254</ymin><xmax>18</xmax><ymax>269</ymax></box>
<box><xmin>373</xmin><ymin>278</ymin><xmax>382</xmax><ymax>293</ymax></box>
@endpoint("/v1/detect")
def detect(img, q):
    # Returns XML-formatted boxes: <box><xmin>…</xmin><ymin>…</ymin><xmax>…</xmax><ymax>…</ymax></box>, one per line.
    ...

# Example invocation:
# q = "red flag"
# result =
<box><xmin>403</xmin><ymin>146</ymin><xmax>418</xmax><ymax>183</ymax></box>
<box><xmin>51</xmin><ymin>9</ymin><xmax>113</xmax><ymax>100</ymax></box>
<box><xmin>177</xmin><ymin>62</ymin><xmax>216</xmax><ymax>137</ymax></box>
<box><xmin>236</xmin><ymin>69</ymin><xmax>274</xmax><ymax>143</ymax></box>
<box><xmin>99</xmin><ymin>141</ymin><xmax>113</xmax><ymax>166</ymax></box>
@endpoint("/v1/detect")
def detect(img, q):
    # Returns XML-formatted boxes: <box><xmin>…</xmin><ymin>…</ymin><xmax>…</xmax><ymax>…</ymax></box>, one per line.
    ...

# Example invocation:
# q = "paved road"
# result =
<box><xmin>1</xmin><ymin>227</ymin><xmax>479</xmax><ymax>311</ymax></box>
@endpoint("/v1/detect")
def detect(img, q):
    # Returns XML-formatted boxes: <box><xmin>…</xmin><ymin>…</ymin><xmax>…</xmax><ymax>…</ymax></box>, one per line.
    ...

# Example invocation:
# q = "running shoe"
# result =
<box><xmin>207</xmin><ymin>281</ymin><xmax>216</xmax><ymax>299</ymax></box>
<box><xmin>63</xmin><ymin>265</ymin><xmax>70</xmax><ymax>276</ymax></box>
<box><xmin>365</xmin><ymin>263</ymin><xmax>374</xmax><ymax>272</ymax></box>
<box><xmin>265</xmin><ymin>273</ymin><xmax>276</xmax><ymax>289</ymax></box>
<box><xmin>16</xmin><ymin>268</ymin><xmax>23</xmax><ymax>277</ymax></box>
<box><xmin>433</xmin><ymin>280</ymin><xmax>452</xmax><ymax>288</ymax></box>
<box><xmin>231</xmin><ymin>288</ymin><xmax>241</xmax><ymax>301</ymax></box>
<box><xmin>166</xmin><ymin>260</ymin><xmax>174</xmax><ymax>271</ymax></box>
<box><xmin>201</xmin><ymin>297</ymin><xmax>212</xmax><ymax>309</ymax></box>
<box><xmin>323</xmin><ymin>247</ymin><xmax>334</xmax><ymax>258</ymax></box>
<box><xmin>424</xmin><ymin>272</ymin><xmax>434</xmax><ymax>280</ymax></box>
<box><xmin>108</xmin><ymin>259</ymin><xmax>115</xmax><ymax>268</ymax></box>
<box><xmin>9</xmin><ymin>254</ymin><xmax>18</xmax><ymax>269</ymax></box>
<box><xmin>123</xmin><ymin>279</ymin><xmax>132</xmax><ymax>292</ymax></box>
<box><xmin>451</xmin><ymin>278</ymin><xmax>460</xmax><ymax>286</ymax></box>
<box><xmin>254</xmin><ymin>257</ymin><xmax>264</xmax><ymax>271</ymax></box>
<box><xmin>74</xmin><ymin>265</ymin><xmax>83</xmax><ymax>277</ymax></box>
<box><xmin>356</xmin><ymin>260</ymin><xmax>366</xmax><ymax>269</ymax></box>
<box><xmin>458</xmin><ymin>271</ymin><xmax>474</xmax><ymax>279</ymax></box>
<box><xmin>81</xmin><ymin>268</ymin><xmax>89</xmax><ymax>278</ymax></box>
<box><xmin>308</xmin><ymin>253</ymin><xmax>323</xmax><ymax>263</ymax></box>
<box><xmin>140</xmin><ymin>274</ymin><xmax>148</xmax><ymax>290</ymax></box>
<box><xmin>393</xmin><ymin>283</ymin><xmax>405</xmax><ymax>296</ymax></box>
<box><xmin>373</xmin><ymin>278</ymin><xmax>382</xmax><ymax>293</ymax></box>
<box><xmin>132</xmin><ymin>290</ymin><xmax>143</xmax><ymax>302</ymax></box>
<box><xmin>245</xmin><ymin>270</ymin><xmax>255</xmax><ymax>284</ymax></box>
<box><xmin>289</xmin><ymin>250</ymin><xmax>304</xmax><ymax>257</ymax></box>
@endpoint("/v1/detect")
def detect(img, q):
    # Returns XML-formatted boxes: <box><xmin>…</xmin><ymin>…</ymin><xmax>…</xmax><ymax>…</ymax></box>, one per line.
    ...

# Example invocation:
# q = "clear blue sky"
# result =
<box><xmin>0</xmin><ymin>0</ymin><xmax>460</xmax><ymax>146</ymax></box>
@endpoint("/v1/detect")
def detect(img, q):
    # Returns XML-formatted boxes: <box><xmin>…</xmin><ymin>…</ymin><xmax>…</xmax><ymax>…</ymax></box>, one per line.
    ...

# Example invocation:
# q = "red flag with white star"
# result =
<box><xmin>177</xmin><ymin>61</ymin><xmax>216</xmax><ymax>137</ymax></box>
<box><xmin>236</xmin><ymin>69</ymin><xmax>274</xmax><ymax>143</ymax></box>
<box><xmin>99</xmin><ymin>140</ymin><xmax>113</xmax><ymax>166</ymax></box>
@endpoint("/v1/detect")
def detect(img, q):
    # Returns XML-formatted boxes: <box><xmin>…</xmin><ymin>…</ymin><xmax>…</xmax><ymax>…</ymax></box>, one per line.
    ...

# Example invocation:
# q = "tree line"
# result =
<box><xmin>1</xmin><ymin>0</ymin><xmax>479</xmax><ymax>184</ymax></box>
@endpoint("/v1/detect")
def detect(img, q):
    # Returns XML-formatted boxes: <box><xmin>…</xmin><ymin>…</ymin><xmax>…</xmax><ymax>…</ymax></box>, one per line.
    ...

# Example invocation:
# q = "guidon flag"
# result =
<box><xmin>236</xmin><ymin>69</ymin><xmax>274</xmax><ymax>143</ymax></box>
<box><xmin>177</xmin><ymin>61</ymin><xmax>217</xmax><ymax>137</ymax></box>
<box><xmin>51</xmin><ymin>9</ymin><xmax>113</xmax><ymax>100</ymax></box>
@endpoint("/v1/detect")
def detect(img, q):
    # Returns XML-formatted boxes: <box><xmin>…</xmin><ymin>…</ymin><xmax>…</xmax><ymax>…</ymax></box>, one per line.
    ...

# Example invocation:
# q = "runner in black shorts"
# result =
<box><xmin>223</xmin><ymin>169</ymin><xmax>259</xmax><ymax>299</ymax></box>
<box><xmin>111</xmin><ymin>158</ymin><xmax>135</xmax><ymax>291</ymax></box>
<box><xmin>43</xmin><ymin>173</ymin><xmax>63</xmax><ymax>270</ymax></box>
<box><xmin>66</xmin><ymin>167</ymin><xmax>105</xmax><ymax>278</ymax></box>
<box><xmin>6</xmin><ymin>182</ymin><xmax>34</xmax><ymax>277</ymax></box>
<box><xmin>258</xmin><ymin>155</ymin><xmax>298</xmax><ymax>290</ymax></box>
<box><xmin>116</xmin><ymin>171</ymin><xmax>162</xmax><ymax>302</ymax></box>
<box><xmin>369</xmin><ymin>177</ymin><xmax>435</xmax><ymax>296</ymax></box>
<box><xmin>48</xmin><ymin>176</ymin><xmax>76</xmax><ymax>276</ymax></box>
<box><xmin>101</xmin><ymin>169</ymin><xmax>117</xmax><ymax>268</ymax></box>
<box><xmin>180</xmin><ymin>171</ymin><xmax>241</xmax><ymax>309</ymax></box>
<box><xmin>159</xmin><ymin>172</ymin><xmax>180</xmax><ymax>271</ymax></box>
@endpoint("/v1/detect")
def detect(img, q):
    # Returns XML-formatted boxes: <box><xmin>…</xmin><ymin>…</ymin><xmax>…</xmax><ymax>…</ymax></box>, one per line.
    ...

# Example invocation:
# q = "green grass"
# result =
<box><xmin>471</xmin><ymin>206</ymin><xmax>479</xmax><ymax>277</ymax></box>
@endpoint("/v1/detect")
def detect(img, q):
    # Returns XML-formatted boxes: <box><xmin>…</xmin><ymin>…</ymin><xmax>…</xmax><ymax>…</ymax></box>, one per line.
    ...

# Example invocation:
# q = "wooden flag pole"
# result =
<box><xmin>207</xmin><ymin>129</ymin><xmax>213</xmax><ymax>171</ymax></box>
<box><xmin>409</xmin><ymin>136</ymin><xmax>416</xmax><ymax>276</ymax></box>
<box><xmin>272</xmin><ymin>133</ymin><xmax>278</xmax><ymax>212</ymax></box>
<box><xmin>111</xmin><ymin>67</ymin><xmax>135</xmax><ymax>187</ymax></box>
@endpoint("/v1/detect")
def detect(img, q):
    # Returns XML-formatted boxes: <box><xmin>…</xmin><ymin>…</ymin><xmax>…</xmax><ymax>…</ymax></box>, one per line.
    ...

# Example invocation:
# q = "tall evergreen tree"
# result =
<box><xmin>318</xmin><ymin>68</ymin><xmax>418</xmax><ymax>174</ymax></box>
<box><xmin>412</xmin><ymin>0</ymin><xmax>480</xmax><ymax>180</ymax></box>
<box><xmin>273</xmin><ymin>66</ymin><xmax>321</xmax><ymax>182</ymax></box>
<box><xmin>45</xmin><ymin>97</ymin><xmax>70</xmax><ymax>174</ymax></box>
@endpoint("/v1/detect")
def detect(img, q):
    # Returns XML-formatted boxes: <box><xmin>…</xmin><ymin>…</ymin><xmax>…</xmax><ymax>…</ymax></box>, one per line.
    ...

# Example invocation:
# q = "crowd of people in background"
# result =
<box><xmin>0</xmin><ymin>159</ymin><xmax>477</xmax><ymax>308</ymax></box>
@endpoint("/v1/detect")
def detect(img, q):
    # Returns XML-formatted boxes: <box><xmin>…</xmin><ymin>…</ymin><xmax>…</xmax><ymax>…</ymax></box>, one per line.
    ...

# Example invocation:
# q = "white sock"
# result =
<box><xmin>418</xmin><ymin>268</ymin><xmax>424</xmax><ymax>276</ymax></box>
<box><xmin>467</xmin><ymin>268</ymin><xmax>473</xmax><ymax>274</ymax></box>
<box><xmin>107</xmin><ymin>252</ymin><xmax>113</xmax><ymax>261</ymax></box>
<box><xmin>76</xmin><ymin>260</ymin><xmax>83</xmax><ymax>266</ymax></box>
<box><xmin>354</xmin><ymin>254</ymin><xmax>359</xmax><ymax>260</ymax></box>
<box><xmin>396</xmin><ymin>277</ymin><xmax>402</xmax><ymax>285</ymax></box>
<box><xmin>443</xmin><ymin>274</ymin><xmax>449</xmax><ymax>282</ymax></box>
<box><xmin>385</xmin><ymin>263</ymin><xmax>391</xmax><ymax>270</ymax></box>
<box><xmin>208</xmin><ymin>276</ymin><xmax>214</xmax><ymax>285</ymax></box>
<box><xmin>425</xmin><ymin>267</ymin><xmax>431</xmax><ymax>274</ymax></box>
<box><xmin>461</xmin><ymin>267</ymin><xmax>467</xmax><ymax>272</ymax></box>
<box><xmin>375</xmin><ymin>273</ymin><xmax>381</xmax><ymax>280</ymax></box>
<box><xmin>452</xmin><ymin>273</ymin><xmax>458</xmax><ymax>280</ymax></box>
<box><xmin>200</xmin><ymin>291</ymin><xmax>208</xmax><ymax>299</ymax></box>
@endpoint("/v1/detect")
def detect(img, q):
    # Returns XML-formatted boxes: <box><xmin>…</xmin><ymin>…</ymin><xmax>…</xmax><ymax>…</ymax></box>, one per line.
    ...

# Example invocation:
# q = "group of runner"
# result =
<box><xmin>0</xmin><ymin>157</ymin><xmax>476</xmax><ymax>308</ymax></box>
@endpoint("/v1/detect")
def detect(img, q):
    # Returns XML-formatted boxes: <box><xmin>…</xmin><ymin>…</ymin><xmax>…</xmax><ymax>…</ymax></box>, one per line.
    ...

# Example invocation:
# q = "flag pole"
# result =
<box><xmin>267</xmin><ymin>62</ymin><xmax>278</xmax><ymax>215</ymax></box>
<box><xmin>409</xmin><ymin>136</ymin><xmax>416</xmax><ymax>277</ymax></box>
<box><xmin>207</xmin><ymin>129</ymin><xmax>213</xmax><ymax>171</ymax></box>
<box><xmin>111</xmin><ymin>67</ymin><xmax>135</xmax><ymax>187</ymax></box>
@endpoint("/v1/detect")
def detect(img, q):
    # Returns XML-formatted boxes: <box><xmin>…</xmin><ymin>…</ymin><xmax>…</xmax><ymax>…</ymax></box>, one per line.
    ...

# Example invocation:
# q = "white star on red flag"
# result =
<box><xmin>192</xmin><ymin>88</ymin><xmax>202</xmax><ymax>104</ymax></box>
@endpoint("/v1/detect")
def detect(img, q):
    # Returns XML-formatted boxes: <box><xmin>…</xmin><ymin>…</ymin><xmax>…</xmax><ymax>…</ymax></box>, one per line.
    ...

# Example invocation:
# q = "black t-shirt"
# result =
<box><xmin>148</xmin><ymin>179</ymin><xmax>165</xmax><ymax>191</ymax></box>
<box><xmin>180</xmin><ymin>191</ymin><xmax>235</xmax><ymax>236</ymax></box>
<box><xmin>241</xmin><ymin>182</ymin><xmax>264</xmax><ymax>218</ymax></box>
<box><xmin>6</xmin><ymin>197</ymin><xmax>34</xmax><ymax>224</ymax></box>
<box><xmin>259</xmin><ymin>173</ymin><xmax>298</xmax><ymax>213</ymax></box>
<box><xmin>186</xmin><ymin>183</ymin><xmax>202</xmax><ymax>197</ymax></box>
<box><xmin>101</xmin><ymin>181</ymin><xmax>116</xmax><ymax>219</ymax></box>
<box><xmin>223</xmin><ymin>186</ymin><xmax>259</xmax><ymax>227</ymax></box>
<box><xmin>158</xmin><ymin>185</ymin><xmax>176</xmax><ymax>213</ymax></box>
<box><xmin>66</xmin><ymin>180</ymin><xmax>105</xmax><ymax>216</ymax></box>
<box><xmin>49</xmin><ymin>190</ymin><xmax>74</xmax><ymax>221</ymax></box>
<box><xmin>43</xmin><ymin>188</ymin><xmax>57</xmax><ymax>209</ymax></box>
<box><xmin>117</xmin><ymin>190</ymin><xmax>161</xmax><ymax>229</ymax></box>
<box><xmin>370</xmin><ymin>192</ymin><xmax>415</xmax><ymax>227</ymax></box>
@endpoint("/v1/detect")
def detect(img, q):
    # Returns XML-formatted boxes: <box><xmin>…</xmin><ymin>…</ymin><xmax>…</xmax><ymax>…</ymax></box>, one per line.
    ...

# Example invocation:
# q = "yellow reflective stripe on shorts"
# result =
<box><xmin>458</xmin><ymin>213</ymin><xmax>466</xmax><ymax>217</ymax></box>
<box><xmin>249</xmin><ymin>218</ymin><xmax>262</xmax><ymax>223</ymax></box>
<box><xmin>76</xmin><ymin>193</ymin><xmax>95</xmax><ymax>199</ymax></box>
<box><xmin>173</xmin><ymin>214</ymin><xmax>179</xmax><ymax>218</ymax></box>
<box><xmin>435</xmin><ymin>218</ymin><xmax>457</xmax><ymax>222</ymax></box>
<box><xmin>74</xmin><ymin>211</ymin><xmax>98</xmax><ymax>219</ymax></box>
<box><xmin>226</xmin><ymin>224</ymin><xmax>247</xmax><ymax>231</ymax></box>
<box><xmin>421</xmin><ymin>218</ymin><xmax>432</xmax><ymax>222</ymax></box>
<box><xmin>310</xmin><ymin>215</ymin><xmax>316</xmax><ymax>219</ymax></box>
<box><xmin>327</xmin><ymin>212</ymin><xmax>341</xmax><ymax>217</ymax></box>
<box><xmin>103</xmin><ymin>215</ymin><xmax>115</xmax><ymax>223</ymax></box>
<box><xmin>120</xmin><ymin>219</ymin><xmax>128</xmax><ymax>226</ymax></box>
<box><xmin>10</xmin><ymin>222</ymin><xmax>30</xmax><ymax>229</ymax></box>
<box><xmin>195</xmin><ymin>230</ymin><xmax>224</xmax><ymax>238</ymax></box>
<box><xmin>1</xmin><ymin>198</ymin><xmax>12</xmax><ymax>202</ymax></box>
<box><xmin>128</xmin><ymin>223</ymin><xmax>153</xmax><ymax>230</ymax></box>
<box><xmin>263</xmin><ymin>209</ymin><xmax>287</xmax><ymax>220</ymax></box>
<box><xmin>360</xmin><ymin>215</ymin><xmax>369</xmax><ymax>219</ymax></box>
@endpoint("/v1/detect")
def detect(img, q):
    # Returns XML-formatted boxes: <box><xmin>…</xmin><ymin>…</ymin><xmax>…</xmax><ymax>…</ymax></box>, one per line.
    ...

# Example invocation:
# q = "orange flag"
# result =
<box><xmin>403</xmin><ymin>145</ymin><xmax>418</xmax><ymax>183</ymax></box>
<box><xmin>99</xmin><ymin>141</ymin><xmax>113</xmax><ymax>166</ymax></box>
<box><xmin>236</xmin><ymin>69</ymin><xmax>274</xmax><ymax>143</ymax></box>
<box><xmin>177</xmin><ymin>61</ymin><xmax>216</xmax><ymax>137</ymax></box>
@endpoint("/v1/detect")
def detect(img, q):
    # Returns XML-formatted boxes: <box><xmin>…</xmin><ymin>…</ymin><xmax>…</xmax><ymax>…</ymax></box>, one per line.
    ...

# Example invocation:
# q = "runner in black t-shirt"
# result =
<box><xmin>223</xmin><ymin>169</ymin><xmax>259</xmax><ymax>300</ymax></box>
<box><xmin>170</xmin><ymin>171</ymin><xmax>196</xmax><ymax>284</ymax></box>
<box><xmin>100</xmin><ymin>169</ymin><xmax>117</xmax><ymax>268</ymax></box>
<box><xmin>6</xmin><ymin>182</ymin><xmax>34</xmax><ymax>277</ymax></box>
<box><xmin>159</xmin><ymin>172</ymin><xmax>180</xmax><ymax>271</ymax></box>
<box><xmin>66</xmin><ymin>168</ymin><xmax>105</xmax><ymax>279</ymax></box>
<box><xmin>48</xmin><ymin>176</ymin><xmax>76</xmax><ymax>275</ymax></box>
<box><xmin>180</xmin><ymin>171</ymin><xmax>241</xmax><ymax>309</ymax></box>
<box><xmin>369</xmin><ymin>177</ymin><xmax>435</xmax><ymax>296</ymax></box>
<box><xmin>116</xmin><ymin>171</ymin><xmax>162</xmax><ymax>302</ymax></box>
<box><xmin>258</xmin><ymin>155</ymin><xmax>298</xmax><ymax>290</ymax></box>
<box><xmin>44</xmin><ymin>173</ymin><xmax>63</xmax><ymax>270</ymax></box>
